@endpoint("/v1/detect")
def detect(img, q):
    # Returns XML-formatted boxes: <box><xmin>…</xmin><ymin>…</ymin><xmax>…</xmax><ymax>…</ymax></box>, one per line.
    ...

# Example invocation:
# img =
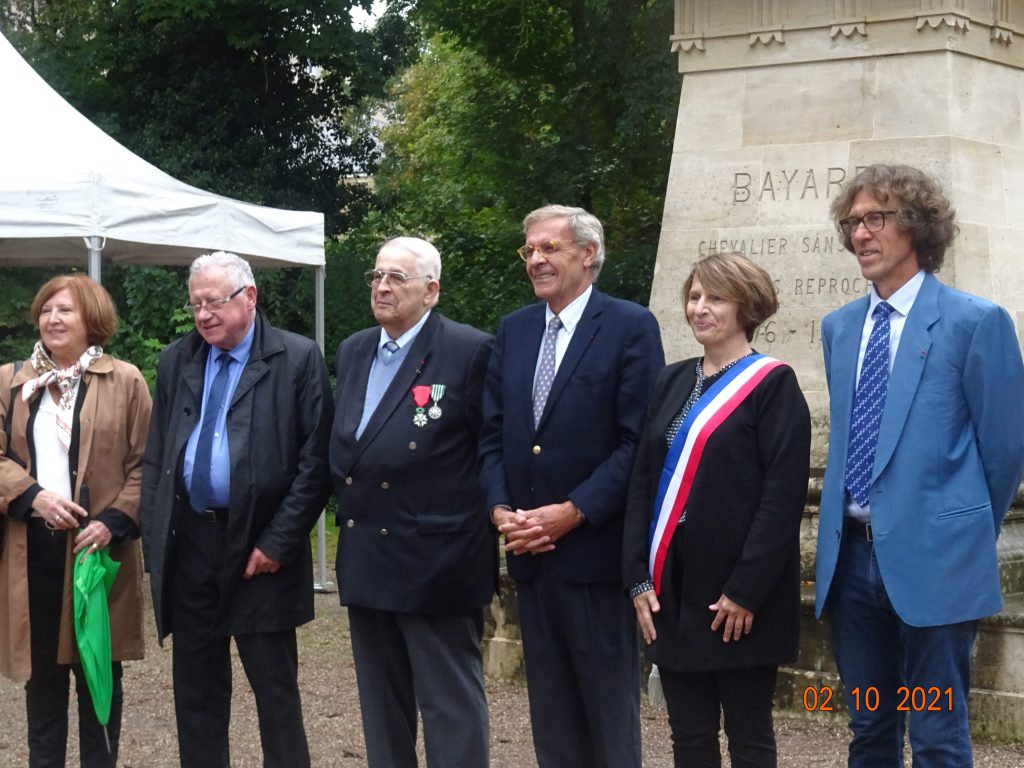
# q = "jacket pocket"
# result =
<box><xmin>936</xmin><ymin>502</ymin><xmax>989</xmax><ymax>521</ymax></box>
<box><xmin>417</xmin><ymin>512</ymin><xmax>475</xmax><ymax>535</ymax></box>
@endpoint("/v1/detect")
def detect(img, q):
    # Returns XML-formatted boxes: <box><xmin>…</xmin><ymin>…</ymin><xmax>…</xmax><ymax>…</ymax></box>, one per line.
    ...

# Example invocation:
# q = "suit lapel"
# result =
<box><xmin>340</xmin><ymin>332</ymin><xmax>378</xmax><ymax>439</ymax></box>
<box><xmin>536</xmin><ymin>290</ymin><xmax>603</xmax><ymax>432</ymax></box>
<box><xmin>829</xmin><ymin>298</ymin><xmax>870</xmax><ymax>469</ymax></box>
<box><xmin>509</xmin><ymin>305</ymin><xmax>546</xmax><ymax>431</ymax></box>
<box><xmin>872</xmin><ymin>275</ymin><xmax>939</xmax><ymax>482</ymax></box>
<box><xmin>353</xmin><ymin>313</ymin><xmax>438</xmax><ymax>457</ymax></box>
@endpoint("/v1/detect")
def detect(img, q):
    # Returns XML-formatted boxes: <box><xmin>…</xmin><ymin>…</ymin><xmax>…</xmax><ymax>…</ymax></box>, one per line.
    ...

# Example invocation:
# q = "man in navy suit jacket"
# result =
<box><xmin>480</xmin><ymin>205</ymin><xmax>665</xmax><ymax>767</ymax></box>
<box><xmin>816</xmin><ymin>165</ymin><xmax>1024</xmax><ymax>767</ymax></box>
<box><xmin>330</xmin><ymin>237</ymin><xmax>495</xmax><ymax>768</ymax></box>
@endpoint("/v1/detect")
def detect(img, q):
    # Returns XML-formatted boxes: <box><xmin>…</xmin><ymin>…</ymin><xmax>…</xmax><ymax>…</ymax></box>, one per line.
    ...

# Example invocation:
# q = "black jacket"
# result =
<box><xmin>622</xmin><ymin>357</ymin><xmax>811</xmax><ymax>671</ymax></box>
<box><xmin>141</xmin><ymin>311</ymin><xmax>334</xmax><ymax>640</ymax></box>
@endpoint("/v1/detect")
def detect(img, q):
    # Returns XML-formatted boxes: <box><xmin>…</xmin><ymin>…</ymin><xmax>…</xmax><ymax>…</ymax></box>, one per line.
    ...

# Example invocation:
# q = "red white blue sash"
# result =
<box><xmin>648</xmin><ymin>354</ymin><xmax>786</xmax><ymax>594</ymax></box>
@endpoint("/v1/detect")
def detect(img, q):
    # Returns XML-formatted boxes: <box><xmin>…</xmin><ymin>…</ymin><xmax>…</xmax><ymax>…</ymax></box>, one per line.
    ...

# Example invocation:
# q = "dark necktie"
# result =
<box><xmin>533</xmin><ymin>316</ymin><xmax>562</xmax><ymax>428</ymax></box>
<box><xmin>844</xmin><ymin>301</ymin><xmax>894</xmax><ymax>507</ymax></box>
<box><xmin>191</xmin><ymin>353</ymin><xmax>231</xmax><ymax>512</ymax></box>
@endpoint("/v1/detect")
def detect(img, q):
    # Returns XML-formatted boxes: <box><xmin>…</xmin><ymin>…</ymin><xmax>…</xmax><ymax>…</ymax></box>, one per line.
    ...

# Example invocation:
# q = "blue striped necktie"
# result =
<box><xmin>844</xmin><ymin>301</ymin><xmax>894</xmax><ymax>507</ymax></box>
<box><xmin>191</xmin><ymin>353</ymin><xmax>231</xmax><ymax>512</ymax></box>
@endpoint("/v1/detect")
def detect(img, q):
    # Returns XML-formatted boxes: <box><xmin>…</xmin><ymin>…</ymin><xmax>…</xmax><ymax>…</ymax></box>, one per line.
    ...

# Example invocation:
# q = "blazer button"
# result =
<box><xmin>381</xmin><ymin>481</ymin><xmax>390</xmax><ymax>490</ymax></box>
<box><xmin>532</xmin><ymin>445</ymin><xmax>542</xmax><ymax>455</ymax></box>
<box><xmin>345</xmin><ymin>477</ymin><xmax>353</xmax><ymax>485</ymax></box>
<box><xmin>346</xmin><ymin>519</ymin><xmax>355</xmax><ymax>528</ymax></box>
<box><xmin>380</xmin><ymin>528</ymin><xmax>389</xmax><ymax>536</ymax></box>
<box><xmin>408</xmin><ymin>441</ymin><xmax>417</xmax><ymax>450</ymax></box>
<box><xmin>835</xmin><ymin>529</ymin><xmax>841</xmax><ymax>540</ymax></box>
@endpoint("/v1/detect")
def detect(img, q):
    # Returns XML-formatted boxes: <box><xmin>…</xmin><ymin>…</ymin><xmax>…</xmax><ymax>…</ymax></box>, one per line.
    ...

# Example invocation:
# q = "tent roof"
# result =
<box><xmin>0</xmin><ymin>31</ymin><xmax>325</xmax><ymax>269</ymax></box>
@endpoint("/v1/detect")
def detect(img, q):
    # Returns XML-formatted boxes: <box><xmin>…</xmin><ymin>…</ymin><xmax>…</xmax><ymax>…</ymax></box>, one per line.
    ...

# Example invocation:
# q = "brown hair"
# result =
<box><xmin>830</xmin><ymin>164</ymin><xmax>957</xmax><ymax>273</ymax></box>
<box><xmin>682</xmin><ymin>251</ymin><xmax>779</xmax><ymax>342</ymax></box>
<box><xmin>30</xmin><ymin>274</ymin><xmax>119</xmax><ymax>346</ymax></box>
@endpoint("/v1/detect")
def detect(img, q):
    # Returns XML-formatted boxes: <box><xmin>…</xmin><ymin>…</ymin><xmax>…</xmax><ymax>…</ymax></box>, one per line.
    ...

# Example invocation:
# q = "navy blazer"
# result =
<box><xmin>330</xmin><ymin>312</ymin><xmax>497</xmax><ymax>613</ymax></box>
<box><xmin>479</xmin><ymin>288</ymin><xmax>665</xmax><ymax>583</ymax></box>
<box><xmin>816</xmin><ymin>273</ymin><xmax>1024</xmax><ymax>626</ymax></box>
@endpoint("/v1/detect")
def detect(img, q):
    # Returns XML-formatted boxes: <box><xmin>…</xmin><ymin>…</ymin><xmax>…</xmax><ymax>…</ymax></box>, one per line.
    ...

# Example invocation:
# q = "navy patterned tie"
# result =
<box><xmin>844</xmin><ymin>302</ymin><xmax>894</xmax><ymax>507</ymax></box>
<box><xmin>533</xmin><ymin>316</ymin><xmax>562</xmax><ymax>428</ymax></box>
<box><xmin>190</xmin><ymin>353</ymin><xmax>231</xmax><ymax>512</ymax></box>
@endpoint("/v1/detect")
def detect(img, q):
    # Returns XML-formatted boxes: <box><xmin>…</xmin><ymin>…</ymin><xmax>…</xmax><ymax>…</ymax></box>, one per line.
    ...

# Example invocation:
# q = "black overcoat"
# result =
<box><xmin>141</xmin><ymin>311</ymin><xmax>334</xmax><ymax>640</ymax></box>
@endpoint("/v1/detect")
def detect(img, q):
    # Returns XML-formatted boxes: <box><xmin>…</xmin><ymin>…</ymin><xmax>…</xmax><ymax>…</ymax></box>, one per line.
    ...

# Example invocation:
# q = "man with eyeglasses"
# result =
<box><xmin>141</xmin><ymin>251</ymin><xmax>333</xmax><ymax>768</ymax></box>
<box><xmin>330</xmin><ymin>237</ymin><xmax>495</xmax><ymax>767</ymax></box>
<box><xmin>816</xmin><ymin>165</ymin><xmax>1024</xmax><ymax>767</ymax></box>
<box><xmin>479</xmin><ymin>205</ymin><xmax>664</xmax><ymax>767</ymax></box>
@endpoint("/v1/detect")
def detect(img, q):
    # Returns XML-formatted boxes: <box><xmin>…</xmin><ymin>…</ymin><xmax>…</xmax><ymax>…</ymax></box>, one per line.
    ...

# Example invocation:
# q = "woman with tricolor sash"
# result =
<box><xmin>622</xmin><ymin>251</ymin><xmax>811</xmax><ymax>768</ymax></box>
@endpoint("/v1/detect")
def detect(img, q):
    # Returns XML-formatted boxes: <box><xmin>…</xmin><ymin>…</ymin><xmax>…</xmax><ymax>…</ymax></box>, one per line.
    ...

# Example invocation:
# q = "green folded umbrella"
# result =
<box><xmin>73</xmin><ymin>547</ymin><xmax>121</xmax><ymax>751</ymax></box>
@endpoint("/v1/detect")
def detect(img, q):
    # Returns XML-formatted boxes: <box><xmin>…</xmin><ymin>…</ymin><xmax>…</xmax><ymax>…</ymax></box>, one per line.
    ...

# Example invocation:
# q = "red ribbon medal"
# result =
<box><xmin>411</xmin><ymin>385</ymin><xmax>431</xmax><ymax>427</ymax></box>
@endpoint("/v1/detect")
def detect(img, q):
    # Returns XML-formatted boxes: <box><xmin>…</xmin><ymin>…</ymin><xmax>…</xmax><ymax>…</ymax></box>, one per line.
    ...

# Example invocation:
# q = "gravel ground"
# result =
<box><xmin>1</xmin><ymin>586</ymin><xmax>1021</xmax><ymax>767</ymax></box>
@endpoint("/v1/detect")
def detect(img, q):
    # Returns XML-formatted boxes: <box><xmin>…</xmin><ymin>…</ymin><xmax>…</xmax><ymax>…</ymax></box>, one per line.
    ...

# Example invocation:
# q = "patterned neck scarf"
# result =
<box><xmin>21</xmin><ymin>341</ymin><xmax>103</xmax><ymax>453</ymax></box>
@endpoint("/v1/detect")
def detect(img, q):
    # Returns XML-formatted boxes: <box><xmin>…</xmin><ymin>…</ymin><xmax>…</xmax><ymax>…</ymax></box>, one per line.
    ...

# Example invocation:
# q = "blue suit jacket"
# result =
<box><xmin>815</xmin><ymin>273</ymin><xmax>1024</xmax><ymax>626</ymax></box>
<box><xmin>479</xmin><ymin>288</ymin><xmax>665</xmax><ymax>583</ymax></box>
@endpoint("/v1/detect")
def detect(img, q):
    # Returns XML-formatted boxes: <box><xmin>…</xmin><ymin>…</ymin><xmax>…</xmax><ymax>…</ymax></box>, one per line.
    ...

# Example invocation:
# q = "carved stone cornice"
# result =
<box><xmin>671</xmin><ymin>35</ymin><xmax>706</xmax><ymax>53</ymax></box>
<box><xmin>915</xmin><ymin>12</ymin><xmax>971</xmax><ymax>34</ymax></box>
<box><xmin>830</xmin><ymin>21</ymin><xmax>866</xmax><ymax>39</ymax></box>
<box><xmin>749</xmin><ymin>28</ymin><xmax>784</xmax><ymax>47</ymax></box>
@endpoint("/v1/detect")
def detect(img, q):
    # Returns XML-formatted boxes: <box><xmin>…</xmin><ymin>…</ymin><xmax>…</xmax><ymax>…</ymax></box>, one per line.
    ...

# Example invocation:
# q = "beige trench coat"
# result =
<box><xmin>0</xmin><ymin>355</ymin><xmax>151</xmax><ymax>683</ymax></box>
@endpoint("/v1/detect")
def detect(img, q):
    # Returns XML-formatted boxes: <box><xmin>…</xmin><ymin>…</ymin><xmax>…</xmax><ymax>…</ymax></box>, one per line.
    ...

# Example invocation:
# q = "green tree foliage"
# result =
<box><xmin>2</xmin><ymin>0</ymin><xmax>416</xmax><ymax>235</ymax></box>
<box><xmin>361</xmin><ymin>0</ymin><xmax>678</xmax><ymax>331</ymax></box>
<box><xmin>0</xmin><ymin>0</ymin><xmax>417</xmax><ymax>374</ymax></box>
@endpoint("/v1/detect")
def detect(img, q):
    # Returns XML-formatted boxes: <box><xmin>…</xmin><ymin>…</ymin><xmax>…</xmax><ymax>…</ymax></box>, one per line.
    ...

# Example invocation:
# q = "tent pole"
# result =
<box><xmin>313</xmin><ymin>265</ymin><xmax>334</xmax><ymax>593</ymax></box>
<box><xmin>85</xmin><ymin>236</ymin><xmax>103</xmax><ymax>282</ymax></box>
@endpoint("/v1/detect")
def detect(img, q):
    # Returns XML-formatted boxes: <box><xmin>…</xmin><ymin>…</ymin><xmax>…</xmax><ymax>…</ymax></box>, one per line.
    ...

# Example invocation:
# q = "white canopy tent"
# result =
<box><xmin>0</xmin><ymin>31</ymin><xmax>333</xmax><ymax>589</ymax></box>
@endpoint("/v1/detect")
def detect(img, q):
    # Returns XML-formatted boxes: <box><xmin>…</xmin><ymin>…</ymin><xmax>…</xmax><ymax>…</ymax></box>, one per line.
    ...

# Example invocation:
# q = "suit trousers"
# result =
<box><xmin>516</xmin><ymin>565</ymin><xmax>642</xmax><ymax>768</ymax></box>
<box><xmin>25</xmin><ymin>519</ymin><xmax>123</xmax><ymax>768</ymax></box>
<box><xmin>170</xmin><ymin>507</ymin><xmax>310</xmax><ymax>768</ymax></box>
<box><xmin>828</xmin><ymin>533</ymin><xmax>977</xmax><ymax>768</ymax></box>
<box><xmin>348</xmin><ymin>605</ymin><xmax>489</xmax><ymax>768</ymax></box>
<box><xmin>659</xmin><ymin>664</ymin><xmax>779</xmax><ymax>768</ymax></box>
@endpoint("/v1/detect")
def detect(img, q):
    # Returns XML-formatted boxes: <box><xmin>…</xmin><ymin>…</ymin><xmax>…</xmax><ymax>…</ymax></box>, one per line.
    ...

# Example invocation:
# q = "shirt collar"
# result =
<box><xmin>869</xmin><ymin>269</ymin><xmax>925</xmax><ymax>318</ymax></box>
<box><xmin>379</xmin><ymin>309</ymin><xmax>432</xmax><ymax>352</ymax></box>
<box><xmin>545</xmin><ymin>285</ymin><xmax>592</xmax><ymax>333</ymax></box>
<box><xmin>211</xmin><ymin>320</ymin><xmax>255</xmax><ymax>366</ymax></box>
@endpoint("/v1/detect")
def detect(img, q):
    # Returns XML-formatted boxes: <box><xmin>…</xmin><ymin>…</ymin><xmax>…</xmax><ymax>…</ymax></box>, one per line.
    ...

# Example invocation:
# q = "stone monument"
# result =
<box><xmin>651</xmin><ymin>0</ymin><xmax>1024</xmax><ymax>739</ymax></box>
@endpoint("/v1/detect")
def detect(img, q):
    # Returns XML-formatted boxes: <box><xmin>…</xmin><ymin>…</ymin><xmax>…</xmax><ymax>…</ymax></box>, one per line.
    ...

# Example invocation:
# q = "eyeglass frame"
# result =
<box><xmin>838</xmin><ymin>210</ymin><xmax>899</xmax><ymax>238</ymax></box>
<box><xmin>364</xmin><ymin>269</ymin><xmax>434</xmax><ymax>288</ymax></box>
<box><xmin>183</xmin><ymin>285</ymin><xmax>247</xmax><ymax>315</ymax></box>
<box><xmin>516</xmin><ymin>240</ymin><xmax>579</xmax><ymax>262</ymax></box>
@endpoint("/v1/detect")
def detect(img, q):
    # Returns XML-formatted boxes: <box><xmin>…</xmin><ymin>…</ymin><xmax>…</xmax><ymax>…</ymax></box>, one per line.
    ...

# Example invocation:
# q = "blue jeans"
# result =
<box><xmin>827</xmin><ymin>533</ymin><xmax>977</xmax><ymax>767</ymax></box>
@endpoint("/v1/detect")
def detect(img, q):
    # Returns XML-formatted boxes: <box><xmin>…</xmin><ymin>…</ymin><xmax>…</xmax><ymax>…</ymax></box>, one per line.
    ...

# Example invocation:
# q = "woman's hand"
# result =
<box><xmin>31</xmin><ymin>490</ymin><xmax>87</xmax><ymax>531</ymax></box>
<box><xmin>73</xmin><ymin>521</ymin><xmax>112</xmax><ymax>555</ymax></box>
<box><xmin>633</xmin><ymin>589</ymin><xmax>661</xmax><ymax>645</ymax></box>
<box><xmin>709</xmin><ymin>593</ymin><xmax>754</xmax><ymax>643</ymax></box>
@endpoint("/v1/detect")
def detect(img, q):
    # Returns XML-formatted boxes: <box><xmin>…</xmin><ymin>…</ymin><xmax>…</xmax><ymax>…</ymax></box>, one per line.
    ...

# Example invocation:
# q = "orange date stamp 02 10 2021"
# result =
<box><xmin>802</xmin><ymin>685</ymin><xmax>955</xmax><ymax>713</ymax></box>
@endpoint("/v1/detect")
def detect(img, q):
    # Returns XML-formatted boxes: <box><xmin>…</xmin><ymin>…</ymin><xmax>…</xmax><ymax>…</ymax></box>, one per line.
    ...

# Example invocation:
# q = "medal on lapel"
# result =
<box><xmin>428</xmin><ymin>384</ymin><xmax>446</xmax><ymax>420</ymax></box>
<box><xmin>412</xmin><ymin>385</ymin><xmax>431</xmax><ymax>427</ymax></box>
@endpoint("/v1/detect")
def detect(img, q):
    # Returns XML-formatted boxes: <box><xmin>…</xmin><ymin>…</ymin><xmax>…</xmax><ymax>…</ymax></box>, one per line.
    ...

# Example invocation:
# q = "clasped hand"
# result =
<box><xmin>493</xmin><ymin>501</ymin><xmax>582</xmax><ymax>554</ymax></box>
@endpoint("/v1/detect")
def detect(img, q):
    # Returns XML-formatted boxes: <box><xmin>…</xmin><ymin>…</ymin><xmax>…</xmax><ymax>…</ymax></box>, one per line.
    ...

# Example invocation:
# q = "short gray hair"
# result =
<box><xmin>189</xmin><ymin>251</ymin><xmax>255</xmax><ymax>290</ymax></box>
<box><xmin>380</xmin><ymin>237</ymin><xmax>443</xmax><ymax>282</ymax></box>
<box><xmin>523</xmin><ymin>205</ymin><xmax>605</xmax><ymax>278</ymax></box>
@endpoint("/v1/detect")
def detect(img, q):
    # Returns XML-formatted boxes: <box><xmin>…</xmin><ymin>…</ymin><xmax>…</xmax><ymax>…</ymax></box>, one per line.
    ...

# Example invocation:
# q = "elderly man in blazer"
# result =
<box><xmin>816</xmin><ymin>165</ymin><xmax>1024</xmax><ymax>767</ymax></box>
<box><xmin>479</xmin><ymin>205</ymin><xmax>665</xmax><ymax>767</ymax></box>
<box><xmin>330</xmin><ymin>237</ymin><xmax>495</xmax><ymax>768</ymax></box>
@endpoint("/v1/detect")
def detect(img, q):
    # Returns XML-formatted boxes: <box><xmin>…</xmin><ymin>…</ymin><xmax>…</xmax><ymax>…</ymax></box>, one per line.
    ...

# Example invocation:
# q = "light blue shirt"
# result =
<box><xmin>183</xmin><ymin>322</ymin><xmax>255</xmax><ymax>507</ymax></box>
<box><xmin>355</xmin><ymin>310</ymin><xmax>432</xmax><ymax>439</ymax></box>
